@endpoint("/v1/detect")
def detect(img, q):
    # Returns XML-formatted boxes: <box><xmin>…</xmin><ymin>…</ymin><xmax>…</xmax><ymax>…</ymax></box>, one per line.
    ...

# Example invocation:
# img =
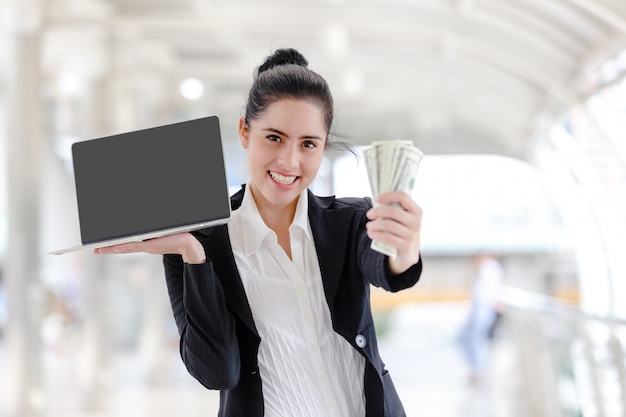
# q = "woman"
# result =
<box><xmin>96</xmin><ymin>48</ymin><xmax>423</xmax><ymax>417</ymax></box>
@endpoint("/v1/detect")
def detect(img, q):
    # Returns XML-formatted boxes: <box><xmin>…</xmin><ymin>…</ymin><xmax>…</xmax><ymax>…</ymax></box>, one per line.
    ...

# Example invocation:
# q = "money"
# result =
<box><xmin>363</xmin><ymin>140</ymin><xmax>424</xmax><ymax>258</ymax></box>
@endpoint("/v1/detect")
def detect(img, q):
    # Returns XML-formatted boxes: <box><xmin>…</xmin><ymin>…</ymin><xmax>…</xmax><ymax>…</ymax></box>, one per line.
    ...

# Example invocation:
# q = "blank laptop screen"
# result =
<box><xmin>72</xmin><ymin>116</ymin><xmax>230</xmax><ymax>244</ymax></box>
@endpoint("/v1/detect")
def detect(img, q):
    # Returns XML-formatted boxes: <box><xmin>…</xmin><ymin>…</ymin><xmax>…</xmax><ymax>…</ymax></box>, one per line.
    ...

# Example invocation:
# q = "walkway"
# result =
<box><xmin>0</xmin><ymin>302</ymin><xmax>522</xmax><ymax>417</ymax></box>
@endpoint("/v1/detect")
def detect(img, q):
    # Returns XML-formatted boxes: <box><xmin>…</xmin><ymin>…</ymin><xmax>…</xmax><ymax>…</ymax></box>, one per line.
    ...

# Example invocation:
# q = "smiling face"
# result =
<box><xmin>239</xmin><ymin>98</ymin><xmax>327</xmax><ymax>217</ymax></box>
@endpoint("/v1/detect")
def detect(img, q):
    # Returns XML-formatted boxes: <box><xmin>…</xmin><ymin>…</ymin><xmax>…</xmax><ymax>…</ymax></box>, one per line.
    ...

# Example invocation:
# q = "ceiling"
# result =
<box><xmin>37</xmin><ymin>0</ymin><xmax>626</xmax><ymax>160</ymax></box>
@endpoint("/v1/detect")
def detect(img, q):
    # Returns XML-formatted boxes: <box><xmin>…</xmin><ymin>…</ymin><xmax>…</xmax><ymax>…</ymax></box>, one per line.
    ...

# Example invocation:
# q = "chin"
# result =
<box><xmin>272</xmin><ymin>189</ymin><xmax>302</xmax><ymax>204</ymax></box>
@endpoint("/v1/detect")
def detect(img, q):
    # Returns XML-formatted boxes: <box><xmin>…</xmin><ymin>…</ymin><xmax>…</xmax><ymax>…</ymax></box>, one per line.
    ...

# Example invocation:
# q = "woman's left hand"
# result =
<box><xmin>366</xmin><ymin>191</ymin><xmax>422</xmax><ymax>274</ymax></box>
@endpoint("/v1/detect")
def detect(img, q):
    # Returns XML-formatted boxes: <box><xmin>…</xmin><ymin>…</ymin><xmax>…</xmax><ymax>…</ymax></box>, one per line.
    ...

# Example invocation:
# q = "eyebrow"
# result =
<box><xmin>262</xmin><ymin>127</ymin><xmax>324</xmax><ymax>141</ymax></box>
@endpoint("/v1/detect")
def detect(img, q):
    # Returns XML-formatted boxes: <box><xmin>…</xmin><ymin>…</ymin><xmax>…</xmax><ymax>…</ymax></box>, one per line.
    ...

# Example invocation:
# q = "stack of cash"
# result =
<box><xmin>363</xmin><ymin>140</ymin><xmax>424</xmax><ymax>258</ymax></box>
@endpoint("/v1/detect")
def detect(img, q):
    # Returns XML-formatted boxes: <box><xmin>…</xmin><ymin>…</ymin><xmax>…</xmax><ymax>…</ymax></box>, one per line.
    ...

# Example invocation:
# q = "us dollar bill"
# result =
<box><xmin>391</xmin><ymin>147</ymin><xmax>423</xmax><ymax>194</ymax></box>
<box><xmin>363</xmin><ymin>140</ymin><xmax>423</xmax><ymax>258</ymax></box>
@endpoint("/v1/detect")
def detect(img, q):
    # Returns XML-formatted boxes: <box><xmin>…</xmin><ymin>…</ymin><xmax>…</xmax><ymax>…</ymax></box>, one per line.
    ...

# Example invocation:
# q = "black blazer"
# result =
<box><xmin>163</xmin><ymin>187</ymin><xmax>422</xmax><ymax>416</ymax></box>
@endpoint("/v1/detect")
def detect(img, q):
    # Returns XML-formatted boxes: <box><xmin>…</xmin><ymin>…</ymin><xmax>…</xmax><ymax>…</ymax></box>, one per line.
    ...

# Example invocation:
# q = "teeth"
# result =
<box><xmin>270</xmin><ymin>171</ymin><xmax>297</xmax><ymax>185</ymax></box>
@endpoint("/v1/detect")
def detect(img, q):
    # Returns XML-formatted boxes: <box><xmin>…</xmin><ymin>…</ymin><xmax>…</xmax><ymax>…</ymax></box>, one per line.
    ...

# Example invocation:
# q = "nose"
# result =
<box><xmin>276</xmin><ymin>143</ymin><xmax>298</xmax><ymax>171</ymax></box>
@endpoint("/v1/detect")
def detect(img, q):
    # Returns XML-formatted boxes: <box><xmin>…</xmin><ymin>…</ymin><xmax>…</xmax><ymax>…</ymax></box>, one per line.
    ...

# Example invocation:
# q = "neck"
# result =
<box><xmin>249</xmin><ymin>186</ymin><xmax>298</xmax><ymax>233</ymax></box>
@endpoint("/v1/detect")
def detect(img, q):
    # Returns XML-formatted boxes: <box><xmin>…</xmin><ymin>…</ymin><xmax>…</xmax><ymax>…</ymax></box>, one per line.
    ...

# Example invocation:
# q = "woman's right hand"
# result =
<box><xmin>94</xmin><ymin>232</ymin><xmax>206</xmax><ymax>264</ymax></box>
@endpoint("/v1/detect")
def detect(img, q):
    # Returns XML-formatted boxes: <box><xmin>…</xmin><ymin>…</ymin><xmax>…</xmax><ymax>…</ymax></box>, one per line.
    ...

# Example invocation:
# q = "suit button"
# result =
<box><xmin>355</xmin><ymin>334</ymin><xmax>367</xmax><ymax>348</ymax></box>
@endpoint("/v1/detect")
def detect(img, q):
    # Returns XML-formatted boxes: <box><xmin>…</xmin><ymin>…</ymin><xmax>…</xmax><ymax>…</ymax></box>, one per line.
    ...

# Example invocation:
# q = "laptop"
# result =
<box><xmin>50</xmin><ymin>115</ymin><xmax>231</xmax><ymax>255</ymax></box>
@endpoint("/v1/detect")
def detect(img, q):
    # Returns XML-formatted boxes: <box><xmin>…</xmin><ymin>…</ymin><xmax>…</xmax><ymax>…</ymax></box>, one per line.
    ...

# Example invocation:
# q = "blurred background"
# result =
<box><xmin>2</xmin><ymin>0</ymin><xmax>626</xmax><ymax>416</ymax></box>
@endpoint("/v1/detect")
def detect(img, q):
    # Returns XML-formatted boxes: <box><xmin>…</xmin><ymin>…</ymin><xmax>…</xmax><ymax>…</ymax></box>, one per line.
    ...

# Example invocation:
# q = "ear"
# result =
<box><xmin>238</xmin><ymin>117</ymin><xmax>249</xmax><ymax>149</ymax></box>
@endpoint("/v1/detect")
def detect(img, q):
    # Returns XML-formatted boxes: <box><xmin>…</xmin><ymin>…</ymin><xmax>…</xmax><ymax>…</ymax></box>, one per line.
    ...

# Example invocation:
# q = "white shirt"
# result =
<box><xmin>473</xmin><ymin>257</ymin><xmax>503</xmax><ymax>307</ymax></box>
<box><xmin>228</xmin><ymin>186</ymin><xmax>366</xmax><ymax>417</ymax></box>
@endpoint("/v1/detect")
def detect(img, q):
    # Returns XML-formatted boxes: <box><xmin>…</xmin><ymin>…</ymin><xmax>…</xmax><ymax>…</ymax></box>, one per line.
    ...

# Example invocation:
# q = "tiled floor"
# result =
<box><xmin>378</xmin><ymin>302</ymin><xmax>519</xmax><ymax>417</ymax></box>
<box><xmin>0</xmin><ymin>302</ymin><xmax>521</xmax><ymax>417</ymax></box>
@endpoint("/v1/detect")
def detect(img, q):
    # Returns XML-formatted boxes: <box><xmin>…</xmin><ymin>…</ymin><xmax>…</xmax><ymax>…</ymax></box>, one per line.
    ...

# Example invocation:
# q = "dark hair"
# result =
<box><xmin>245</xmin><ymin>48</ymin><xmax>355</xmax><ymax>154</ymax></box>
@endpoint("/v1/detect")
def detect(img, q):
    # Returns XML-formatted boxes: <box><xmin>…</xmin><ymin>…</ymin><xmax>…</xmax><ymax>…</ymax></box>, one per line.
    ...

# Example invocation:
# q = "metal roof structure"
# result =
<box><xmin>40</xmin><ymin>0</ymin><xmax>626</xmax><ymax>159</ymax></box>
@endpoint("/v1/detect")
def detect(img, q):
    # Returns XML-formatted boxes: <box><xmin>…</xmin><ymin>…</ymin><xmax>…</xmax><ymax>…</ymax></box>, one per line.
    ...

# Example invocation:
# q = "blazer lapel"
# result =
<box><xmin>201</xmin><ymin>225</ymin><xmax>258</xmax><ymax>335</ymax></box>
<box><xmin>194</xmin><ymin>186</ymin><xmax>258</xmax><ymax>336</ymax></box>
<box><xmin>308</xmin><ymin>191</ymin><xmax>354</xmax><ymax>308</ymax></box>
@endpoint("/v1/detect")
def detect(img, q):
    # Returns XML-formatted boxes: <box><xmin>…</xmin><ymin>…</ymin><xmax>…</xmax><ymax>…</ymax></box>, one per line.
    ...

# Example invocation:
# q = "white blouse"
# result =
<box><xmin>228</xmin><ymin>186</ymin><xmax>366</xmax><ymax>417</ymax></box>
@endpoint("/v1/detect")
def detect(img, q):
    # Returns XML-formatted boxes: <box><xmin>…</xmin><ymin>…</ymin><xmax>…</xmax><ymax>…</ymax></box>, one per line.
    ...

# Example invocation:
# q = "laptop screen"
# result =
<box><xmin>72</xmin><ymin>116</ymin><xmax>230</xmax><ymax>244</ymax></box>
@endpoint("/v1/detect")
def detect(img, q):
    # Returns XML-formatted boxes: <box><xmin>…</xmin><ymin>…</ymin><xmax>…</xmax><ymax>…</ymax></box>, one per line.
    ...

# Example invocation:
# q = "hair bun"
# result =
<box><xmin>258</xmin><ymin>48</ymin><xmax>308</xmax><ymax>74</ymax></box>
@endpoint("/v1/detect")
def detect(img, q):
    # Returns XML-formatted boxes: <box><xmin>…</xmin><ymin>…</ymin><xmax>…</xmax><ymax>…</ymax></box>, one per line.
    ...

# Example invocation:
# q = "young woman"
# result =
<box><xmin>96</xmin><ymin>48</ymin><xmax>423</xmax><ymax>417</ymax></box>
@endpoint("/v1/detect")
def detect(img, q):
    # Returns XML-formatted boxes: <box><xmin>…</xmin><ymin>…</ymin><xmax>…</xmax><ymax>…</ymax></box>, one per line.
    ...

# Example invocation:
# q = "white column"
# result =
<box><xmin>532</xmin><ymin>130</ymin><xmax>613</xmax><ymax>316</ymax></box>
<box><xmin>69</xmin><ymin>75</ymin><xmax>110</xmax><ymax>410</ymax></box>
<box><xmin>2</xmin><ymin>1</ymin><xmax>45</xmax><ymax>416</ymax></box>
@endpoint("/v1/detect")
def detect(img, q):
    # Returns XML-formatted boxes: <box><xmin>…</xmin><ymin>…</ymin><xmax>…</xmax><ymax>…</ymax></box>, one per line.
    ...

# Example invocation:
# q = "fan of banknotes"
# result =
<box><xmin>363</xmin><ymin>140</ymin><xmax>424</xmax><ymax>258</ymax></box>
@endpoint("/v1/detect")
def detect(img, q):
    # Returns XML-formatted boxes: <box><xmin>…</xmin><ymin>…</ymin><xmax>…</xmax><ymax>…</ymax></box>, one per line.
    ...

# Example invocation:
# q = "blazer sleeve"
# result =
<box><xmin>356</xmin><ymin>198</ymin><xmax>423</xmax><ymax>292</ymax></box>
<box><xmin>163</xmin><ymin>254</ymin><xmax>241</xmax><ymax>390</ymax></box>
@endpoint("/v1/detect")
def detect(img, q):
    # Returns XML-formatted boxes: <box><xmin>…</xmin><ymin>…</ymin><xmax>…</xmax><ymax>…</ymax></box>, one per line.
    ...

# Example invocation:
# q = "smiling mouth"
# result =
<box><xmin>269</xmin><ymin>171</ymin><xmax>298</xmax><ymax>185</ymax></box>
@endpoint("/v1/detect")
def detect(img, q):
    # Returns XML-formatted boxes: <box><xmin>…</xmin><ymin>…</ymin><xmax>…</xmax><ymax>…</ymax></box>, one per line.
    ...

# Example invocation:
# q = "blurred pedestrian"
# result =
<box><xmin>457</xmin><ymin>253</ymin><xmax>504</xmax><ymax>385</ymax></box>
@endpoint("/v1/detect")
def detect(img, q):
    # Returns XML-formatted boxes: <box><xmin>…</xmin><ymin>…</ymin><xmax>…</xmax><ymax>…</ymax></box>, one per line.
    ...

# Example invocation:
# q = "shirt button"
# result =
<box><xmin>355</xmin><ymin>334</ymin><xmax>367</xmax><ymax>348</ymax></box>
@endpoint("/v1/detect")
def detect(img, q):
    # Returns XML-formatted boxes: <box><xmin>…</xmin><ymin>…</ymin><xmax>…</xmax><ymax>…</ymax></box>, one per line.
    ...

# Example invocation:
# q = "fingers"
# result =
<box><xmin>94</xmin><ymin>241</ymin><xmax>151</xmax><ymax>255</ymax></box>
<box><xmin>374</xmin><ymin>191</ymin><xmax>421</xmax><ymax>214</ymax></box>
<box><xmin>366</xmin><ymin>192</ymin><xmax>423</xmax><ymax>232</ymax></box>
<box><xmin>366</xmin><ymin>214</ymin><xmax>419</xmax><ymax>251</ymax></box>
<box><xmin>94</xmin><ymin>232</ymin><xmax>205</xmax><ymax>264</ymax></box>
<box><xmin>366</xmin><ymin>215</ymin><xmax>413</xmax><ymax>242</ymax></box>
<box><xmin>366</xmin><ymin>191</ymin><xmax>422</xmax><ymax>271</ymax></box>
<box><xmin>93</xmin><ymin>233</ymin><xmax>191</xmax><ymax>256</ymax></box>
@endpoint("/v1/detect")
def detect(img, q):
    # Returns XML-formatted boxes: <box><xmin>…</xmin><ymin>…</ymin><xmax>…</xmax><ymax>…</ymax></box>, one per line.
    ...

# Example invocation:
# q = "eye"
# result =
<box><xmin>266</xmin><ymin>134</ymin><xmax>282</xmax><ymax>143</ymax></box>
<box><xmin>302</xmin><ymin>140</ymin><xmax>318</xmax><ymax>149</ymax></box>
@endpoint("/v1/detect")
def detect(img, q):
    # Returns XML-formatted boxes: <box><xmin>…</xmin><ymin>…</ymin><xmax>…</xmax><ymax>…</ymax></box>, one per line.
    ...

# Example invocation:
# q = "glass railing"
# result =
<box><xmin>500</xmin><ymin>287</ymin><xmax>626</xmax><ymax>417</ymax></box>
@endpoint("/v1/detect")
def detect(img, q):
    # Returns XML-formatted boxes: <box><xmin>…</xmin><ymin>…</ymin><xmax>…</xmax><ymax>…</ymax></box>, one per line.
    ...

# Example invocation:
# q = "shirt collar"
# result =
<box><xmin>290</xmin><ymin>188</ymin><xmax>313</xmax><ymax>241</ymax></box>
<box><xmin>239</xmin><ymin>183</ymin><xmax>312</xmax><ymax>256</ymax></box>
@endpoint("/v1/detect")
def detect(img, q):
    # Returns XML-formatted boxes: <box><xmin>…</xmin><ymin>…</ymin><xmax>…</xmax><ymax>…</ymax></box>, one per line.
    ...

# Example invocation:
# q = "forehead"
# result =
<box><xmin>253</xmin><ymin>99</ymin><xmax>327</xmax><ymax>133</ymax></box>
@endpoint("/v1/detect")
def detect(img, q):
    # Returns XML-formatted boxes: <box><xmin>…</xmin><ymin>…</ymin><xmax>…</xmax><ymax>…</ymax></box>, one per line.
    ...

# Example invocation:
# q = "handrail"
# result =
<box><xmin>499</xmin><ymin>286</ymin><xmax>626</xmax><ymax>417</ymax></box>
<box><xmin>499</xmin><ymin>286</ymin><xmax>626</xmax><ymax>326</ymax></box>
